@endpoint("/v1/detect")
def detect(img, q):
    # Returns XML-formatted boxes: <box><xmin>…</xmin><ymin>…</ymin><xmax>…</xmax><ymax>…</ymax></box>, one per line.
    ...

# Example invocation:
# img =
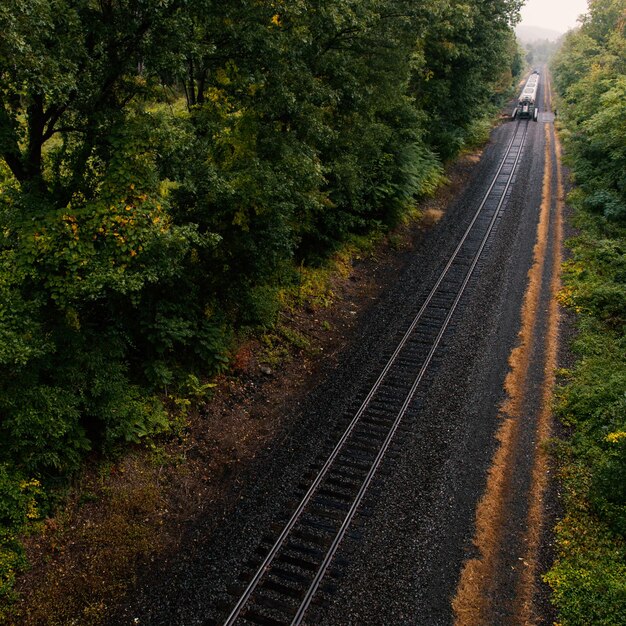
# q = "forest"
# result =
<box><xmin>0</xmin><ymin>0</ymin><xmax>523</xmax><ymax>608</ymax></box>
<box><xmin>548</xmin><ymin>0</ymin><xmax>626</xmax><ymax>623</ymax></box>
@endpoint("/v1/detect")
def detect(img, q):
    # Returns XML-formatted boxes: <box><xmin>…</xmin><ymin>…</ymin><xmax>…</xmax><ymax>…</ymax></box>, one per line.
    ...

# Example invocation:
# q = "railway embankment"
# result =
<box><xmin>11</xmin><ymin>90</ymin><xmax>579</xmax><ymax>626</ymax></box>
<box><xmin>13</xmin><ymin>90</ymin><xmax>563</xmax><ymax>624</ymax></box>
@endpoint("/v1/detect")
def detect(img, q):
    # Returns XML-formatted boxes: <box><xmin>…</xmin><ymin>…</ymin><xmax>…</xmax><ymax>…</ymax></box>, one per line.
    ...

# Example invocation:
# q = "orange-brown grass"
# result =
<box><xmin>421</xmin><ymin>208</ymin><xmax>445</xmax><ymax>227</ymax></box>
<box><xmin>453</xmin><ymin>122</ymin><xmax>555</xmax><ymax>625</ymax></box>
<box><xmin>464</xmin><ymin>154</ymin><xmax>482</xmax><ymax>165</ymax></box>
<box><xmin>452</xmin><ymin>414</ymin><xmax>518</xmax><ymax>625</ymax></box>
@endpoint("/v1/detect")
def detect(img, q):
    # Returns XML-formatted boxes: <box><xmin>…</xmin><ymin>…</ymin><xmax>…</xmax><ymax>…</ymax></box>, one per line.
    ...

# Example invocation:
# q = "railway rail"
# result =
<box><xmin>217</xmin><ymin>119</ymin><xmax>531</xmax><ymax>626</ymax></box>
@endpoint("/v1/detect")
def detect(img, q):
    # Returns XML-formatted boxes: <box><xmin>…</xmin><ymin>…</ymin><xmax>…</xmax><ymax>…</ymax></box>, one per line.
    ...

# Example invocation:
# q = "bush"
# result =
<box><xmin>592</xmin><ymin>432</ymin><xmax>626</xmax><ymax>536</ymax></box>
<box><xmin>0</xmin><ymin>466</ymin><xmax>41</xmax><ymax>608</ymax></box>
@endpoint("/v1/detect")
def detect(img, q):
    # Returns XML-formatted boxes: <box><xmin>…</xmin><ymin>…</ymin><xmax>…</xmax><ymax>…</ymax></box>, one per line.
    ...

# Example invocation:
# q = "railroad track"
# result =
<box><xmin>218</xmin><ymin>119</ymin><xmax>530</xmax><ymax>626</ymax></box>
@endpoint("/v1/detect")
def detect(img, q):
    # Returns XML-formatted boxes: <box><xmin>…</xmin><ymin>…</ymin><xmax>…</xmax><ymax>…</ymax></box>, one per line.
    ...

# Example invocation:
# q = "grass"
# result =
<box><xmin>11</xmin><ymin>455</ymin><xmax>169</xmax><ymax>626</ymax></box>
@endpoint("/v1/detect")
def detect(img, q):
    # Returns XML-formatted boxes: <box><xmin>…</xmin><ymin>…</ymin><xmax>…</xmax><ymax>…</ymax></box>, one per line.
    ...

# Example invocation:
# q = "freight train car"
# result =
<box><xmin>513</xmin><ymin>71</ymin><xmax>539</xmax><ymax>121</ymax></box>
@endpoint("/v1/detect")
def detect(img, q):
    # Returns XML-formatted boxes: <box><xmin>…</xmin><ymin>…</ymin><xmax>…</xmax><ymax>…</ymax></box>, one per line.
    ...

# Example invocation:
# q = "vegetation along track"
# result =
<box><xmin>215</xmin><ymin>120</ymin><xmax>532</xmax><ymax>626</ymax></box>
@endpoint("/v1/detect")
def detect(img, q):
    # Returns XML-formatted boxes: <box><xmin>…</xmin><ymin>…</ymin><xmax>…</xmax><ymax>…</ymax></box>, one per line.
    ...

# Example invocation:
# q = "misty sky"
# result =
<box><xmin>519</xmin><ymin>0</ymin><xmax>589</xmax><ymax>33</ymax></box>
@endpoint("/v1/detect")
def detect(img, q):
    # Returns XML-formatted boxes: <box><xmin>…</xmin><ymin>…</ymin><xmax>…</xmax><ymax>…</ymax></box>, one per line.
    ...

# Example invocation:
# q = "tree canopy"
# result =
<box><xmin>552</xmin><ymin>0</ymin><xmax>626</xmax><ymax>222</ymax></box>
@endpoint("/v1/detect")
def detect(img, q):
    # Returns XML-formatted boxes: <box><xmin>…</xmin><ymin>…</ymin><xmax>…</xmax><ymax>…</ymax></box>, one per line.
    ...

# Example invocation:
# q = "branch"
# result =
<box><xmin>0</xmin><ymin>97</ymin><xmax>26</xmax><ymax>182</ymax></box>
<box><xmin>89</xmin><ymin>3</ymin><xmax>182</xmax><ymax>114</ymax></box>
<box><xmin>45</xmin><ymin>126</ymin><xmax>87</xmax><ymax>137</ymax></box>
<box><xmin>42</xmin><ymin>99</ymin><xmax>73</xmax><ymax>143</ymax></box>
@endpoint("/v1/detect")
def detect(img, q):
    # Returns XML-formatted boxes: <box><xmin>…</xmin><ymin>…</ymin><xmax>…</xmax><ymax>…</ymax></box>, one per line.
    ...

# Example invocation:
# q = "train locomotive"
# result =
<box><xmin>513</xmin><ymin>70</ymin><xmax>539</xmax><ymax>121</ymax></box>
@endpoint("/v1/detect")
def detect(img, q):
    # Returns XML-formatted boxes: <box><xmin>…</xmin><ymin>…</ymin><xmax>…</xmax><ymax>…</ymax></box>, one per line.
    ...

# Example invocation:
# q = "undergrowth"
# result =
<box><xmin>545</xmin><ymin>204</ymin><xmax>626</xmax><ymax>625</ymax></box>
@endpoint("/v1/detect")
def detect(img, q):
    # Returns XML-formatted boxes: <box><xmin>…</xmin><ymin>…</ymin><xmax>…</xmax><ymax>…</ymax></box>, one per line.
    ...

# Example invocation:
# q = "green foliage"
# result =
<box><xmin>549</xmin><ymin>6</ymin><xmax>626</xmax><ymax>617</ymax></box>
<box><xmin>0</xmin><ymin>466</ymin><xmax>41</xmax><ymax>608</ymax></box>
<box><xmin>0</xmin><ymin>468</ymin><xmax>40</xmax><ymax>543</ymax></box>
<box><xmin>549</xmin><ymin>219</ymin><xmax>626</xmax><ymax>623</ymax></box>
<box><xmin>544</xmin><ymin>468</ymin><xmax>626</xmax><ymax>626</ymax></box>
<box><xmin>463</xmin><ymin>106</ymin><xmax>500</xmax><ymax>150</ymax></box>
<box><xmin>551</xmin><ymin>1</ymin><xmax>626</xmax><ymax>225</ymax></box>
<box><xmin>592</xmin><ymin>432</ymin><xmax>626</xmax><ymax>535</ymax></box>
<box><xmin>413</xmin><ymin>0</ymin><xmax>522</xmax><ymax>160</ymax></box>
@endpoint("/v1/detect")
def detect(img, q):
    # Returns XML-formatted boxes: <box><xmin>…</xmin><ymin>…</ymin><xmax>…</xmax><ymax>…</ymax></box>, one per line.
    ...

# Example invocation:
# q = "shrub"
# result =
<box><xmin>0</xmin><ymin>466</ymin><xmax>41</xmax><ymax>608</ymax></box>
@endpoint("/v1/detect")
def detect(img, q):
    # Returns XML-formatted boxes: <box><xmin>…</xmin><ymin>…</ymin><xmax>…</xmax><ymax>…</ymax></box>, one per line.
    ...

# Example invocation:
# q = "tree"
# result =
<box><xmin>552</xmin><ymin>0</ymin><xmax>626</xmax><ymax>221</ymax></box>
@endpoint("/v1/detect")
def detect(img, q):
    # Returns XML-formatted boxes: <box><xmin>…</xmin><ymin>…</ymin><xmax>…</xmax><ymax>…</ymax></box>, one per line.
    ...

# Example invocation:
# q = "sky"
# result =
<box><xmin>519</xmin><ymin>0</ymin><xmax>589</xmax><ymax>33</ymax></box>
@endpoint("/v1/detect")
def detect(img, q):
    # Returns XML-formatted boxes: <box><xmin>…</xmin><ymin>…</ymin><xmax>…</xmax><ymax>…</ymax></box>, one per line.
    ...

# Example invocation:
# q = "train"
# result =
<box><xmin>513</xmin><ymin>70</ymin><xmax>539</xmax><ymax>121</ymax></box>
